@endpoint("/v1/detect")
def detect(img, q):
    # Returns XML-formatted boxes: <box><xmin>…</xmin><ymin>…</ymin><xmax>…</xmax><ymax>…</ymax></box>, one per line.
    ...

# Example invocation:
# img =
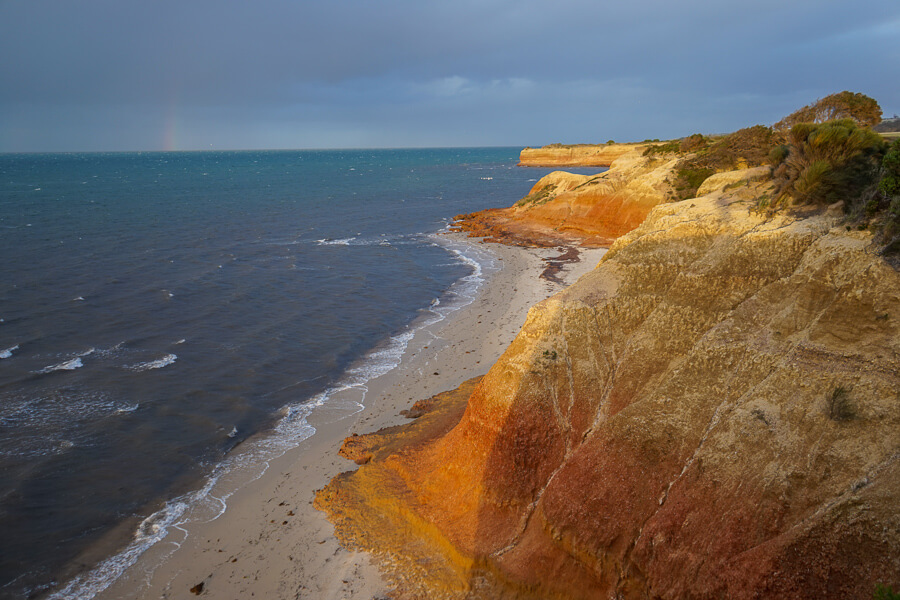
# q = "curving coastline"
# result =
<box><xmin>318</xmin><ymin>146</ymin><xmax>900</xmax><ymax>597</ymax></box>
<box><xmin>78</xmin><ymin>233</ymin><xmax>604</xmax><ymax>600</ymax></box>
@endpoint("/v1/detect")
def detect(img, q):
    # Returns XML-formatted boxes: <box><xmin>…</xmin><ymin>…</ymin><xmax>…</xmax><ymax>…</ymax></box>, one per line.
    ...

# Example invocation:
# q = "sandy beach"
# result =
<box><xmin>87</xmin><ymin>236</ymin><xmax>605</xmax><ymax>600</ymax></box>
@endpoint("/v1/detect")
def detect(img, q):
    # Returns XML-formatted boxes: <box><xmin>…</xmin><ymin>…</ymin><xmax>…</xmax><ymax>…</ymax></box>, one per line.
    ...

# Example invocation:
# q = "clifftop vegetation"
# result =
<box><xmin>767</xmin><ymin>119</ymin><xmax>900</xmax><ymax>258</ymax></box>
<box><xmin>774</xmin><ymin>91</ymin><xmax>883</xmax><ymax>131</ymax></box>
<box><xmin>768</xmin><ymin>119</ymin><xmax>884</xmax><ymax>208</ymax></box>
<box><xmin>638</xmin><ymin>91</ymin><xmax>898</xmax><ymax>258</ymax></box>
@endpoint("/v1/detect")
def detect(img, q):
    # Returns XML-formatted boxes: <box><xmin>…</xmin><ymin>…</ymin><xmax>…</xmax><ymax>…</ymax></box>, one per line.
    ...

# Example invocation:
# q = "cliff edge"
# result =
<box><xmin>317</xmin><ymin>170</ymin><xmax>900</xmax><ymax>598</ymax></box>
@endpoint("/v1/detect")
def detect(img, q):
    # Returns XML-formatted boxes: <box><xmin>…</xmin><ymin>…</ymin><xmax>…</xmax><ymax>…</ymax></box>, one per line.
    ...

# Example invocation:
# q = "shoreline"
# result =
<box><xmin>64</xmin><ymin>235</ymin><xmax>605</xmax><ymax>600</ymax></box>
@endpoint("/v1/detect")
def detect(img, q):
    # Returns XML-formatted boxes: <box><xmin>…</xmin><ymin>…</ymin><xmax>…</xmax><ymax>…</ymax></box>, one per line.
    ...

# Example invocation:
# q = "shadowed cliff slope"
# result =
<box><xmin>318</xmin><ymin>172</ymin><xmax>900</xmax><ymax>599</ymax></box>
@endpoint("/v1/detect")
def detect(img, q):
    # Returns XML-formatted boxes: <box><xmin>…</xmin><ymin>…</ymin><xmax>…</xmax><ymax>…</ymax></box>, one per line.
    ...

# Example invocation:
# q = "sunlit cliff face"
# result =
<box><xmin>318</xmin><ymin>175</ymin><xmax>900</xmax><ymax>599</ymax></box>
<box><xmin>517</xmin><ymin>144</ymin><xmax>648</xmax><ymax>168</ymax></box>
<box><xmin>452</xmin><ymin>150</ymin><xmax>676</xmax><ymax>248</ymax></box>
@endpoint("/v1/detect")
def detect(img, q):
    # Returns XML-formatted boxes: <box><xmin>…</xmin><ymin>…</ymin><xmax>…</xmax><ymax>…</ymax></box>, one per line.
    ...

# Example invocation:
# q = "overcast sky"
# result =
<box><xmin>1</xmin><ymin>0</ymin><xmax>898</xmax><ymax>152</ymax></box>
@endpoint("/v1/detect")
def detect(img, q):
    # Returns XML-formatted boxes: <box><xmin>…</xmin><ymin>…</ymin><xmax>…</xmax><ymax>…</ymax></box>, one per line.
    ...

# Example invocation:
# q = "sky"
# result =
<box><xmin>1</xmin><ymin>0</ymin><xmax>899</xmax><ymax>152</ymax></box>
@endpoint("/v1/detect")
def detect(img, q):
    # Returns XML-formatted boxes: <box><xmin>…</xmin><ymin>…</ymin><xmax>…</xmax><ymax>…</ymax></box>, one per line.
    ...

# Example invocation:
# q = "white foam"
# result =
<box><xmin>315</xmin><ymin>237</ymin><xmax>356</xmax><ymax>246</ymax></box>
<box><xmin>39</xmin><ymin>348</ymin><xmax>97</xmax><ymax>373</ymax></box>
<box><xmin>313</xmin><ymin>233</ymin><xmax>426</xmax><ymax>248</ymax></box>
<box><xmin>128</xmin><ymin>354</ymin><xmax>177</xmax><ymax>372</ymax></box>
<box><xmin>425</xmin><ymin>231</ymin><xmax>495</xmax><ymax>321</ymax></box>
<box><xmin>36</xmin><ymin>357</ymin><xmax>84</xmax><ymax>374</ymax></box>
<box><xmin>47</xmin><ymin>232</ymin><xmax>498</xmax><ymax>600</ymax></box>
<box><xmin>0</xmin><ymin>388</ymin><xmax>127</xmax><ymax>459</ymax></box>
<box><xmin>48</xmin><ymin>475</ymin><xmax>223</xmax><ymax>600</ymax></box>
<box><xmin>0</xmin><ymin>344</ymin><xmax>18</xmax><ymax>359</ymax></box>
<box><xmin>48</xmin><ymin>401</ymin><xmax>318</xmax><ymax>600</ymax></box>
<box><xmin>92</xmin><ymin>342</ymin><xmax>125</xmax><ymax>360</ymax></box>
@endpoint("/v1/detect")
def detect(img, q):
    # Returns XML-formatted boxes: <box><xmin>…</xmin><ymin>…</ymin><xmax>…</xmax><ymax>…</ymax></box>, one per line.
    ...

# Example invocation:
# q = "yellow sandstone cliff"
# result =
<box><xmin>317</xmin><ymin>168</ymin><xmax>900</xmax><ymax>599</ymax></box>
<box><xmin>519</xmin><ymin>143</ymin><xmax>648</xmax><ymax>167</ymax></box>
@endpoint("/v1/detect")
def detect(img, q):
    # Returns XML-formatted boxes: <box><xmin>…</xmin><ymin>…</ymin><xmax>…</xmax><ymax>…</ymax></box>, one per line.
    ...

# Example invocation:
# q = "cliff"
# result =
<box><xmin>519</xmin><ymin>143</ymin><xmax>648</xmax><ymax>167</ymax></box>
<box><xmin>452</xmin><ymin>149</ymin><xmax>676</xmax><ymax>247</ymax></box>
<box><xmin>317</xmin><ymin>169</ymin><xmax>900</xmax><ymax>598</ymax></box>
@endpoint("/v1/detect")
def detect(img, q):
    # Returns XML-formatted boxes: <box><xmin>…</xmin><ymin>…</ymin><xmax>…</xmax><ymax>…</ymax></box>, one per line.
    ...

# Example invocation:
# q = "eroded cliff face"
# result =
<box><xmin>318</xmin><ymin>175</ymin><xmax>900</xmax><ymax>599</ymax></box>
<box><xmin>519</xmin><ymin>144</ymin><xmax>648</xmax><ymax>167</ymax></box>
<box><xmin>453</xmin><ymin>150</ymin><xmax>676</xmax><ymax>247</ymax></box>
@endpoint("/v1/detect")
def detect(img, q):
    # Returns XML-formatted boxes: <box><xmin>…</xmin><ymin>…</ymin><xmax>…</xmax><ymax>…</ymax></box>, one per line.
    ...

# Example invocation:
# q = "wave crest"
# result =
<box><xmin>128</xmin><ymin>354</ymin><xmax>177</xmax><ymax>372</ymax></box>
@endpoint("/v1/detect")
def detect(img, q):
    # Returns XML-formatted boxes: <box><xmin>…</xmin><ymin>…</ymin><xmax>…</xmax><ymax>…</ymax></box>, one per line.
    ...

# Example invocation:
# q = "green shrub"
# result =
<box><xmin>765</xmin><ymin>117</ymin><xmax>900</xmax><ymax>260</ymax></box>
<box><xmin>643</xmin><ymin>140</ymin><xmax>681</xmax><ymax>156</ymax></box>
<box><xmin>878</xmin><ymin>144</ymin><xmax>900</xmax><ymax>257</ymax></box>
<box><xmin>874</xmin><ymin>584</ymin><xmax>900</xmax><ymax>600</ymax></box>
<box><xmin>771</xmin><ymin>120</ymin><xmax>885</xmax><ymax>208</ymax></box>
<box><xmin>880</xmin><ymin>139</ymin><xmax>900</xmax><ymax>197</ymax></box>
<box><xmin>769</xmin><ymin>144</ymin><xmax>790</xmax><ymax>166</ymax></box>
<box><xmin>792</xmin><ymin>159</ymin><xmax>831</xmax><ymax>200</ymax></box>
<box><xmin>709</xmin><ymin>125</ymin><xmax>777</xmax><ymax>167</ymax></box>
<box><xmin>679</xmin><ymin>133</ymin><xmax>708</xmax><ymax>152</ymax></box>
<box><xmin>670</xmin><ymin>125</ymin><xmax>776</xmax><ymax>200</ymax></box>
<box><xmin>516</xmin><ymin>184</ymin><xmax>555</xmax><ymax>208</ymax></box>
<box><xmin>827</xmin><ymin>386</ymin><xmax>854</xmax><ymax>421</ymax></box>
<box><xmin>676</xmin><ymin>167</ymin><xmax>715</xmax><ymax>192</ymax></box>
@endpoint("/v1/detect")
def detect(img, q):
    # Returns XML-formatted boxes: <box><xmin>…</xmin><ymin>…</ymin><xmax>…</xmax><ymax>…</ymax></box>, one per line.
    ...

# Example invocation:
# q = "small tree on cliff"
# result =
<box><xmin>774</xmin><ymin>91</ymin><xmax>882</xmax><ymax>131</ymax></box>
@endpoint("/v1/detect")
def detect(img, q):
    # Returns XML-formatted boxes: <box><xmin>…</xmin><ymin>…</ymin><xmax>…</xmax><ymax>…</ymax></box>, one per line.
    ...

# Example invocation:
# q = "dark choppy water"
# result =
<box><xmin>0</xmin><ymin>148</ymin><xmax>599</xmax><ymax>599</ymax></box>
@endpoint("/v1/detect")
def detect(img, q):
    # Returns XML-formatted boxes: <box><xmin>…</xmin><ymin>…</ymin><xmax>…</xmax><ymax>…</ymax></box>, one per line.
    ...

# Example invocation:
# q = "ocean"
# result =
<box><xmin>0</xmin><ymin>148</ymin><xmax>596</xmax><ymax>599</ymax></box>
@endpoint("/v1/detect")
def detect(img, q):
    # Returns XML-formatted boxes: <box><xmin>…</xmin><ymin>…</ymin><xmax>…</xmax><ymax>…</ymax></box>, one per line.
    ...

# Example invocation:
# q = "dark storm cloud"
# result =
<box><xmin>1</xmin><ymin>0</ymin><xmax>898</xmax><ymax>151</ymax></box>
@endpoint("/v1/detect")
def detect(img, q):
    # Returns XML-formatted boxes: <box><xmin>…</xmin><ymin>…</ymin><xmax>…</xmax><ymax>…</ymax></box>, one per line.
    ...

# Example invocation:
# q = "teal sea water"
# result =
<box><xmin>0</xmin><ymin>148</ymin><xmax>597</xmax><ymax>599</ymax></box>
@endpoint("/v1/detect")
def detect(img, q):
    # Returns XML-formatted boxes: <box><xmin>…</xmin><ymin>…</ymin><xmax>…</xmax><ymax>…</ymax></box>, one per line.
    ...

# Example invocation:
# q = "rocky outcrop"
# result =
<box><xmin>519</xmin><ymin>143</ymin><xmax>648</xmax><ymax>167</ymax></box>
<box><xmin>452</xmin><ymin>150</ymin><xmax>677</xmax><ymax>247</ymax></box>
<box><xmin>318</xmin><ymin>173</ymin><xmax>900</xmax><ymax>599</ymax></box>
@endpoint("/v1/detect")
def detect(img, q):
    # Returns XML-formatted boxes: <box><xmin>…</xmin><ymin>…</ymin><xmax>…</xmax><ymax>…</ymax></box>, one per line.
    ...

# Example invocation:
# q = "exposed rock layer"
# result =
<box><xmin>519</xmin><ymin>144</ymin><xmax>648</xmax><ymax>167</ymax></box>
<box><xmin>319</xmin><ymin>177</ymin><xmax>900</xmax><ymax>598</ymax></box>
<box><xmin>452</xmin><ymin>151</ymin><xmax>676</xmax><ymax>247</ymax></box>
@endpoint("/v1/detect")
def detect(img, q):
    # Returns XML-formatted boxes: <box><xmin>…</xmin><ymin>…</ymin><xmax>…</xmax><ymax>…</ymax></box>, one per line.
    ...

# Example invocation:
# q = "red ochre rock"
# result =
<box><xmin>317</xmin><ymin>180</ymin><xmax>900</xmax><ymax>598</ymax></box>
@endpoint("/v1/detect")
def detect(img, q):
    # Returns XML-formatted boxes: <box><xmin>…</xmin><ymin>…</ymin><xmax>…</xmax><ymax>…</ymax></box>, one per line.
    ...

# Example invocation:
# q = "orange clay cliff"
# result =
<box><xmin>451</xmin><ymin>146</ymin><xmax>674</xmax><ymax>247</ymax></box>
<box><xmin>316</xmin><ymin>134</ymin><xmax>900</xmax><ymax>598</ymax></box>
